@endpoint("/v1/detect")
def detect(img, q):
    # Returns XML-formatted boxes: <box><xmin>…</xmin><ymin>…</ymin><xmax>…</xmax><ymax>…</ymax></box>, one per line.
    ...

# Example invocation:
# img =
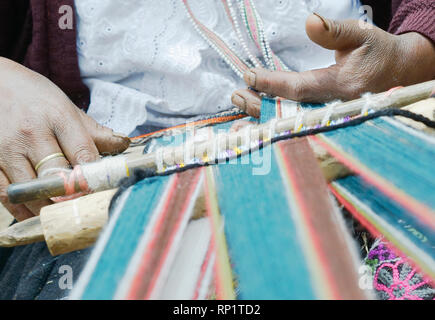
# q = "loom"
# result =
<box><xmin>1</xmin><ymin>80</ymin><xmax>434</xmax><ymax>300</ymax></box>
<box><xmin>7</xmin><ymin>81</ymin><xmax>435</xmax><ymax>203</ymax></box>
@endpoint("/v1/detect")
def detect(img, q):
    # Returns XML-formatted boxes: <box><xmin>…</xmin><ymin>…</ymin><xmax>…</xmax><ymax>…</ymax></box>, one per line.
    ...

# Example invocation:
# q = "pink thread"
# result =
<box><xmin>385</xmin><ymin>86</ymin><xmax>404</xmax><ymax>97</ymax></box>
<box><xmin>374</xmin><ymin>259</ymin><xmax>431</xmax><ymax>300</ymax></box>
<box><xmin>52</xmin><ymin>166</ymin><xmax>89</xmax><ymax>203</ymax></box>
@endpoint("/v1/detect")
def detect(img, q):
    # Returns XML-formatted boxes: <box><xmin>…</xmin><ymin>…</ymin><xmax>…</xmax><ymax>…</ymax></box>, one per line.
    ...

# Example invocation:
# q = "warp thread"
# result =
<box><xmin>212</xmin><ymin>133</ymin><xmax>219</xmax><ymax>162</ymax></box>
<box><xmin>321</xmin><ymin>101</ymin><xmax>340</xmax><ymax>127</ymax></box>
<box><xmin>268</xmin><ymin>118</ymin><xmax>277</xmax><ymax>141</ymax></box>
<box><xmin>156</xmin><ymin>148</ymin><xmax>164</xmax><ymax>173</ymax></box>
<box><xmin>361</xmin><ymin>93</ymin><xmax>375</xmax><ymax>116</ymax></box>
<box><xmin>294</xmin><ymin>108</ymin><xmax>305</xmax><ymax>132</ymax></box>
<box><xmin>243</xmin><ymin>125</ymin><xmax>252</xmax><ymax>148</ymax></box>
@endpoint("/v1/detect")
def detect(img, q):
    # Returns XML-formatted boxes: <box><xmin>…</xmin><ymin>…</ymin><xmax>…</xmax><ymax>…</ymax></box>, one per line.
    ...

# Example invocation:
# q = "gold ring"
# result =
<box><xmin>34</xmin><ymin>153</ymin><xmax>66</xmax><ymax>172</ymax></box>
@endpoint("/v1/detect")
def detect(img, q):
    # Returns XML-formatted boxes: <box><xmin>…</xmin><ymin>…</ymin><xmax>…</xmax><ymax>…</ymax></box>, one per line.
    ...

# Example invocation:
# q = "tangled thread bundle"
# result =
<box><xmin>365</xmin><ymin>241</ymin><xmax>435</xmax><ymax>300</ymax></box>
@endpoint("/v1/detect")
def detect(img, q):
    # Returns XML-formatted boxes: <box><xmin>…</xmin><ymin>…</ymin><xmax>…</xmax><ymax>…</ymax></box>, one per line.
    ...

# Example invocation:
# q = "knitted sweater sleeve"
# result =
<box><xmin>389</xmin><ymin>0</ymin><xmax>435</xmax><ymax>43</ymax></box>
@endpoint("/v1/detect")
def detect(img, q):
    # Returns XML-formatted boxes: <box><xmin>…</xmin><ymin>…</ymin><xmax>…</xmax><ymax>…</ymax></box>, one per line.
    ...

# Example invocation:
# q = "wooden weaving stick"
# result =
<box><xmin>7</xmin><ymin>80</ymin><xmax>435</xmax><ymax>204</ymax></box>
<box><xmin>0</xmin><ymin>190</ymin><xmax>116</xmax><ymax>255</ymax></box>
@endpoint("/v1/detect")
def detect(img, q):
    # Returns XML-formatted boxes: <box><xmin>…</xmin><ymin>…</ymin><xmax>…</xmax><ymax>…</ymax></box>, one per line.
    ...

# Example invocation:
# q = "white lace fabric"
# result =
<box><xmin>75</xmin><ymin>0</ymin><xmax>362</xmax><ymax>135</ymax></box>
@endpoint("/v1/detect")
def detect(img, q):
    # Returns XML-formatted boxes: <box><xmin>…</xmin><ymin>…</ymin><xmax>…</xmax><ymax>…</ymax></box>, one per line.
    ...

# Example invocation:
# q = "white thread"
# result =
<box><xmin>268</xmin><ymin>118</ymin><xmax>277</xmax><ymax>140</ymax></box>
<box><xmin>294</xmin><ymin>109</ymin><xmax>305</xmax><ymax>132</ymax></box>
<box><xmin>361</xmin><ymin>93</ymin><xmax>374</xmax><ymax>115</ymax></box>
<box><xmin>81</xmin><ymin>155</ymin><xmax>129</xmax><ymax>191</ymax></box>
<box><xmin>321</xmin><ymin>101</ymin><xmax>340</xmax><ymax>127</ymax></box>
<box><xmin>183</xmin><ymin>141</ymin><xmax>193</xmax><ymax>165</ymax></box>
<box><xmin>156</xmin><ymin>148</ymin><xmax>164</xmax><ymax>173</ymax></box>
<box><xmin>280</xmin><ymin>100</ymin><xmax>299</xmax><ymax>118</ymax></box>
<box><xmin>212</xmin><ymin>133</ymin><xmax>219</xmax><ymax>162</ymax></box>
<box><xmin>244</xmin><ymin>125</ymin><xmax>252</xmax><ymax>148</ymax></box>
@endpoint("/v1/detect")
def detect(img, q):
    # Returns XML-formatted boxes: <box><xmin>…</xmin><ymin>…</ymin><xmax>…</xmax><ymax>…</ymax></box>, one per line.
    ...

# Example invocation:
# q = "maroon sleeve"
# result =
<box><xmin>0</xmin><ymin>0</ymin><xmax>89</xmax><ymax>110</ymax></box>
<box><xmin>24</xmin><ymin>0</ymin><xmax>90</xmax><ymax>110</ymax></box>
<box><xmin>389</xmin><ymin>0</ymin><xmax>435</xmax><ymax>43</ymax></box>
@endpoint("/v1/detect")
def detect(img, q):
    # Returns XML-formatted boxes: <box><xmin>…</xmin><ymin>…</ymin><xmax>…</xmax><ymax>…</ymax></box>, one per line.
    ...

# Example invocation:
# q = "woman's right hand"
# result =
<box><xmin>0</xmin><ymin>57</ymin><xmax>130</xmax><ymax>221</ymax></box>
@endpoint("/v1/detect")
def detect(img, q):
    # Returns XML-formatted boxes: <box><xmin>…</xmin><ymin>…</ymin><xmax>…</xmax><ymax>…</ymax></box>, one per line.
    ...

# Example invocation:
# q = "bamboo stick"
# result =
<box><xmin>7</xmin><ymin>80</ymin><xmax>435</xmax><ymax>204</ymax></box>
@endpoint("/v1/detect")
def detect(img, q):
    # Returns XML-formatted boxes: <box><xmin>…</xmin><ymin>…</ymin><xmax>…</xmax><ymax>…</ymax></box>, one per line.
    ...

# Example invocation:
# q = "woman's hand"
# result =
<box><xmin>0</xmin><ymin>58</ymin><xmax>130</xmax><ymax>221</ymax></box>
<box><xmin>231</xmin><ymin>13</ymin><xmax>435</xmax><ymax>116</ymax></box>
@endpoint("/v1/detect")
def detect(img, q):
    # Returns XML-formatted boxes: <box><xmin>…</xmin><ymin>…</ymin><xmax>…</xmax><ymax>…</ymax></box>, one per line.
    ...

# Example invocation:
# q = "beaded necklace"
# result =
<box><xmin>182</xmin><ymin>0</ymin><xmax>249</xmax><ymax>78</ymax></box>
<box><xmin>182</xmin><ymin>0</ymin><xmax>289</xmax><ymax>78</ymax></box>
<box><xmin>237</xmin><ymin>0</ymin><xmax>288</xmax><ymax>71</ymax></box>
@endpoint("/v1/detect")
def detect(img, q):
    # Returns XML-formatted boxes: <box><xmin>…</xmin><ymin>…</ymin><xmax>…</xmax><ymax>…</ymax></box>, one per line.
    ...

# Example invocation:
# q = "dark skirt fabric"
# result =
<box><xmin>0</xmin><ymin>240</ymin><xmax>91</xmax><ymax>300</ymax></box>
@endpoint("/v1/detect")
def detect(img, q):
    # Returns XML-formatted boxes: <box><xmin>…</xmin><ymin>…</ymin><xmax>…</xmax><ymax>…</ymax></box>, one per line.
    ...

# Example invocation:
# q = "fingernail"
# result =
<box><xmin>231</xmin><ymin>94</ymin><xmax>247</xmax><ymax>109</ymax></box>
<box><xmin>313</xmin><ymin>12</ymin><xmax>330</xmax><ymax>31</ymax></box>
<box><xmin>244</xmin><ymin>70</ymin><xmax>257</xmax><ymax>87</ymax></box>
<box><xmin>113</xmin><ymin>132</ymin><xmax>131</xmax><ymax>142</ymax></box>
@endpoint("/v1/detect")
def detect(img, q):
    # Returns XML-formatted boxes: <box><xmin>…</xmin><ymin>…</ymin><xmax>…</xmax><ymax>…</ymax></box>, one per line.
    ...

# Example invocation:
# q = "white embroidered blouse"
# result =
<box><xmin>75</xmin><ymin>0</ymin><xmax>362</xmax><ymax>135</ymax></box>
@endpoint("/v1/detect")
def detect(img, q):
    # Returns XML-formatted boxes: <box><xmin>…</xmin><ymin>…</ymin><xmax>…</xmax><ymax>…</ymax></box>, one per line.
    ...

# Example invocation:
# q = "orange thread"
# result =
<box><xmin>57</xmin><ymin>165</ymin><xmax>89</xmax><ymax>196</ymax></box>
<box><xmin>131</xmin><ymin>114</ymin><xmax>247</xmax><ymax>141</ymax></box>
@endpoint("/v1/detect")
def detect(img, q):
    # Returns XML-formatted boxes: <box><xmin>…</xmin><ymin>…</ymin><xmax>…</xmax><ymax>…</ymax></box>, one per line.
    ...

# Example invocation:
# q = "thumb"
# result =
<box><xmin>306</xmin><ymin>13</ymin><xmax>372</xmax><ymax>51</ymax></box>
<box><xmin>77</xmin><ymin>109</ymin><xmax>131</xmax><ymax>156</ymax></box>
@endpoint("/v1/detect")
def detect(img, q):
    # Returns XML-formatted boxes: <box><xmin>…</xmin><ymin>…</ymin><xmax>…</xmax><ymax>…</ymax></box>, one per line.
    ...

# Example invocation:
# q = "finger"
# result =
<box><xmin>306</xmin><ymin>13</ymin><xmax>372</xmax><ymax>51</ymax></box>
<box><xmin>26</xmin><ymin>133</ymin><xmax>71</xmax><ymax>177</ymax></box>
<box><xmin>0</xmin><ymin>168</ymin><xmax>34</xmax><ymax>221</ymax></box>
<box><xmin>0</xmin><ymin>156</ymin><xmax>52</xmax><ymax>216</ymax></box>
<box><xmin>244</xmin><ymin>67</ymin><xmax>344</xmax><ymax>102</ymax></box>
<box><xmin>51</xmin><ymin>110</ymin><xmax>100</xmax><ymax>166</ymax></box>
<box><xmin>76</xmin><ymin>109</ymin><xmax>130</xmax><ymax>156</ymax></box>
<box><xmin>231</xmin><ymin>89</ymin><xmax>262</xmax><ymax>118</ymax></box>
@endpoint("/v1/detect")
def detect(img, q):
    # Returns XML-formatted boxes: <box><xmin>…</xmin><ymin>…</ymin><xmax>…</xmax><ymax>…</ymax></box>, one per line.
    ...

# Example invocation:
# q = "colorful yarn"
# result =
<box><xmin>70</xmin><ymin>94</ymin><xmax>434</xmax><ymax>300</ymax></box>
<box><xmin>71</xmin><ymin>169</ymin><xmax>204</xmax><ymax>299</ymax></box>
<box><xmin>204</xmin><ymin>167</ymin><xmax>236</xmax><ymax>300</ymax></box>
<box><xmin>365</xmin><ymin>241</ymin><xmax>435</xmax><ymax>300</ymax></box>
<box><xmin>131</xmin><ymin>109</ymin><xmax>247</xmax><ymax>141</ymax></box>
<box><xmin>126</xmin><ymin>169</ymin><xmax>203</xmax><ymax>299</ymax></box>
<box><xmin>313</xmin><ymin>118</ymin><xmax>435</xmax><ymax>230</ymax></box>
<box><xmin>207</xmin><ymin>136</ymin><xmax>366</xmax><ymax>299</ymax></box>
<box><xmin>331</xmin><ymin>176</ymin><xmax>435</xmax><ymax>281</ymax></box>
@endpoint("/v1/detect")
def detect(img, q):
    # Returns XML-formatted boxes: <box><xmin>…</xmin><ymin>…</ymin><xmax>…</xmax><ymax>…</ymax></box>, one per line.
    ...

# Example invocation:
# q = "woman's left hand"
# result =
<box><xmin>231</xmin><ymin>13</ymin><xmax>435</xmax><ymax>117</ymax></box>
